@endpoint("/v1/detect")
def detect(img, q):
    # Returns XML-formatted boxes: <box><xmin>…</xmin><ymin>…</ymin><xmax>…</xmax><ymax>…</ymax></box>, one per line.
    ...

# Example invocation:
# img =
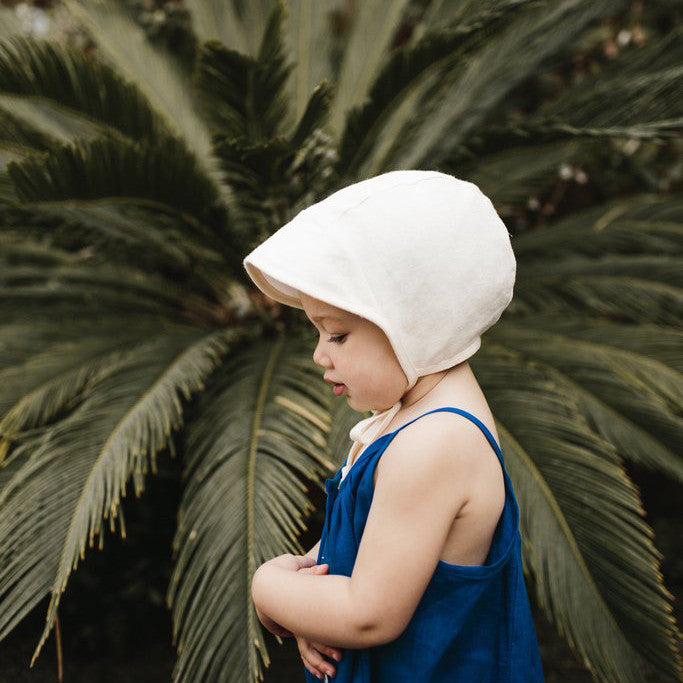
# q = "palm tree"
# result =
<box><xmin>0</xmin><ymin>1</ymin><xmax>681</xmax><ymax>681</ymax></box>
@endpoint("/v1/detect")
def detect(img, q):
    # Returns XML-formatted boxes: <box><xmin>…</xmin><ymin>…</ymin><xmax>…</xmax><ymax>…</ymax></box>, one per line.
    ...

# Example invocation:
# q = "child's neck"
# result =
<box><xmin>400</xmin><ymin>361</ymin><xmax>469</xmax><ymax>410</ymax></box>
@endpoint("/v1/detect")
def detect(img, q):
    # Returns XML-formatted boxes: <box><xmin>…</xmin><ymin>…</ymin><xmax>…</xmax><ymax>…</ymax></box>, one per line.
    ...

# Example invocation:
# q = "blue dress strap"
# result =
<box><xmin>390</xmin><ymin>407</ymin><xmax>503</xmax><ymax>462</ymax></box>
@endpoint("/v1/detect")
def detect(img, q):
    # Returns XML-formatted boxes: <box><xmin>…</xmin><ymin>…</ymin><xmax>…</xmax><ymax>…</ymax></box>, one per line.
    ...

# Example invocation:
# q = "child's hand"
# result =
<box><xmin>266</xmin><ymin>553</ymin><xmax>317</xmax><ymax>573</ymax></box>
<box><xmin>296</xmin><ymin>562</ymin><xmax>343</xmax><ymax>679</ymax></box>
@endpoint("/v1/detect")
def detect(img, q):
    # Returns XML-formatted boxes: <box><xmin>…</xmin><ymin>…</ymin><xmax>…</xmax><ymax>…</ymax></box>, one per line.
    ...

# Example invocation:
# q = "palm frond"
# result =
<box><xmin>0</xmin><ymin>326</ymin><xmax>249</xmax><ymax>665</ymax></box>
<box><xmin>6</xmin><ymin>137</ymin><xmax>226</xmax><ymax>227</ymax></box>
<box><xmin>0</xmin><ymin>5</ymin><xmax>25</xmax><ymax>41</ymax></box>
<box><xmin>288</xmin><ymin>80</ymin><xmax>334</xmax><ymax>151</ymax></box>
<box><xmin>0</xmin><ymin>243</ymin><xmax>221</xmax><ymax>329</ymax></box>
<box><xmin>0</xmin><ymin>103</ymin><xmax>60</xmax><ymax>162</ymax></box>
<box><xmin>281</xmin><ymin>0</ymin><xmax>338</xmax><ymax>124</ymax></box>
<box><xmin>211</xmin><ymin>76</ymin><xmax>336</xmax><ymax>235</ymax></box>
<box><xmin>194</xmin><ymin>3</ymin><xmax>340</xmax><ymax>234</ymax></box>
<box><xmin>465</xmin><ymin>26</ymin><xmax>683</xmax><ymax>156</ymax></box>
<box><xmin>0</xmin><ymin>170</ymin><xmax>17</xmax><ymax>204</ymax></box>
<box><xmin>488</xmin><ymin>321</ymin><xmax>683</xmax><ymax>481</ymax></box>
<box><xmin>0</xmin><ymin>245</ymin><xmax>213</xmax><ymax>319</ymax></box>
<box><xmin>387</xmin><ymin>0</ymin><xmax>629</xmax><ymax>170</ymax></box>
<box><xmin>472</xmin><ymin>343</ymin><xmax>681</xmax><ymax>682</ymax></box>
<box><xmin>0</xmin><ymin>35</ymin><xmax>171</xmax><ymax>145</ymax></box>
<box><xmin>446</xmin><ymin>138</ymin><xmax>589</xmax><ymax>209</ymax></box>
<box><xmin>61</xmin><ymin>0</ymin><xmax>231</xmax><ymax>206</ymax></box>
<box><xmin>328</xmin><ymin>0</ymin><xmax>412</xmax><ymax>136</ymax></box>
<box><xmin>183</xmin><ymin>0</ymin><xmax>247</xmax><ymax>55</ymax></box>
<box><xmin>509</xmin><ymin>196</ymin><xmax>682</xmax><ymax>324</ymax></box>
<box><xmin>168</xmin><ymin>335</ymin><xmax>332</xmax><ymax>682</ymax></box>
<box><xmin>194</xmin><ymin>2</ymin><xmax>293</xmax><ymax>141</ymax></box>
<box><xmin>0</xmin><ymin>201</ymin><xmax>234</xmax><ymax>292</ymax></box>
<box><xmin>337</xmin><ymin>0</ymin><xmax>543</xmax><ymax>178</ymax></box>
<box><xmin>512</xmin><ymin>194</ymin><xmax>683</xmax><ymax>260</ymax></box>
<box><xmin>531</xmin><ymin>24</ymin><xmax>683</xmax><ymax>137</ymax></box>
<box><xmin>505</xmin><ymin>314</ymin><xmax>683</xmax><ymax>372</ymax></box>
<box><xmin>515</xmin><ymin>267</ymin><xmax>681</xmax><ymax>324</ymax></box>
<box><xmin>0</xmin><ymin>320</ymin><xmax>180</xmax><ymax>419</ymax></box>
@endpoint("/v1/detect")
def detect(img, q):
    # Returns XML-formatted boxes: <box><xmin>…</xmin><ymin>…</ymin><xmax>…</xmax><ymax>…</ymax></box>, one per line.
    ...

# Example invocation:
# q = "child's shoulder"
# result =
<box><xmin>389</xmin><ymin>404</ymin><xmax>500</xmax><ymax>458</ymax></box>
<box><xmin>374</xmin><ymin>406</ymin><xmax>501</xmax><ymax>492</ymax></box>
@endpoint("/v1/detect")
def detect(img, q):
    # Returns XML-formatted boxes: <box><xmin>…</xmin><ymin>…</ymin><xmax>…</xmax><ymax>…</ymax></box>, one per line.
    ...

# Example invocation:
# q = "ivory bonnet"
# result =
<box><xmin>242</xmin><ymin>169</ymin><xmax>516</xmax><ymax>391</ymax></box>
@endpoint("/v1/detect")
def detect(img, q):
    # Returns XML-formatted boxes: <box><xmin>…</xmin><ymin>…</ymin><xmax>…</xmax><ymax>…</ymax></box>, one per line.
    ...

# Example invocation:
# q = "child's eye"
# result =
<box><xmin>310</xmin><ymin>330</ymin><xmax>346</xmax><ymax>344</ymax></box>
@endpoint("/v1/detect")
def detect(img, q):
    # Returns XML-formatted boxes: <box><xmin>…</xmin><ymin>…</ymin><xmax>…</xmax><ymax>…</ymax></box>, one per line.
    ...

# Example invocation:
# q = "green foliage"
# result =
<box><xmin>0</xmin><ymin>1</ymin><xmax>680</xmax><ymax>682</ymax></box>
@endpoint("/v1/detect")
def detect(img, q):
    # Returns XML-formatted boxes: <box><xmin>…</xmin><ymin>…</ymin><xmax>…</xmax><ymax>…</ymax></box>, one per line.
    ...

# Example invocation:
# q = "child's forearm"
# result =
<box><xmin>251</xmin><ymin>564</ymin><xmax>376</xmax><ymax>648</ymax></box>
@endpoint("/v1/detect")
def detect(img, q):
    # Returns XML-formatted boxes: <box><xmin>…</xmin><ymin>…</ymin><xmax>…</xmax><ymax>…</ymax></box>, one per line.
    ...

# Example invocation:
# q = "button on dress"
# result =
<box><xmin>305</xmin><ymin>407</ymin><xmax>545</xmax><ymax>682</ymax></box>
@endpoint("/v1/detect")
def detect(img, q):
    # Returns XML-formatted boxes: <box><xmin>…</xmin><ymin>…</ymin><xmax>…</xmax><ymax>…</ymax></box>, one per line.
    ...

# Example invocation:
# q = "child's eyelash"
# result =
<box><xmin>314</xmin><ymin>331</ymin><xmax>346</xmax><ymax>344</ymax></box>
<box><xmin>313</xmin><ymin>332</ymin><xmax>347</xmax><ymax>344</ymax></box>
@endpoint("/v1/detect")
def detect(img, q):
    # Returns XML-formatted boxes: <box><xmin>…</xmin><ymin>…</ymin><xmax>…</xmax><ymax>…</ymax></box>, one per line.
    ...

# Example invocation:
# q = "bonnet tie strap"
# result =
<box><xmin>341</xmin><ymin>400</ymin><xmax>402</xmax><ymax>483</ymax></box>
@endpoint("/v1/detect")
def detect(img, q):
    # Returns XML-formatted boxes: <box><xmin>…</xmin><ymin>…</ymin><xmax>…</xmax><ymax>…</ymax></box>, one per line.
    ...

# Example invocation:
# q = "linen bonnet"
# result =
<box><xmin>242</xmin><ymin>169</ymin><xmax>516</xmax><ymax>473</ymax></box>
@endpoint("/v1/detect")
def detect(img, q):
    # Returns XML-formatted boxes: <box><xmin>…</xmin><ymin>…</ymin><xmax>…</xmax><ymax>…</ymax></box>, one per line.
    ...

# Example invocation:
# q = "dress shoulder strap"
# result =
<box><xmin>393</xmin><ymin>407</ymin><xmax>503</xmax><ymax>464</ymax></box>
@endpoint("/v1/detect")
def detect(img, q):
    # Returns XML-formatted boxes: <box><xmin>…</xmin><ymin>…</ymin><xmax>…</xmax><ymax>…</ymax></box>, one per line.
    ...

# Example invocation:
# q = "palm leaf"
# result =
<box><xmin>337</xmin><ymin>0</ymin><xmax>544</xmax><ymax>179</ymax></box>
<box><xmin>0</xmin><ymin>324</ymin><xmax>170</xmax><ymax>427</ymax></box>
<box><xmin>0</xmin><ymin>325</ymin><xmax>249</xmax><ymax>664</ymax></box>
<box><xmin>0</xmin><ymin>35</ymin><xmax>171</xmax><ymax>145</ymax></box>
<box><xmin>488</xmin><ymin>320</ymin><xmax>683</xmax><ymax>481</ymax></box>
<box><xmin>194</xmin><ymin>4</ymin><xmax>293</xmax><ymax>141</ymax></box>
<box><xmin>328</xmin><ymin>0</ymin><xmax>412</xmax><ymax>136</ymax></box>
<box><xmin>6</xmin><ymin>137</ymin><xmax>226</xmax><ymax>227</ymax></box>
<box><xmin>506</xmin><ymin>315</ymin><xmax>683</xmax><ymax>372</ymax></box>
<box><xmin>183</xmin><ymin>0</ymin><xmax>248</xmax><ymax>55</ymax></box>
<box><xmin>387</xmin><ymin>0</ymin><xmax>630</xmax><ymax>170</ymax></box>
<box><xmin>195</xmin><ymin>3</ymin><xmax>339</xmax><ymax>234</ymax></box>
<box><xmin>472</xmin><ymin>344</ymin><xmax>679</xmax><ymax>681</ymax></box>
<box><xmin>512</xmin><ymin>194</ymin><xmax>683</xmax><ymax>259</ymax></box>
<box><xmin>510</xmin><ymin>195</ymin><xmax>682</xmax><ymax>324</ymax></box>
<box><xmin>0</xmin><ymin>201</ymin><xmax>231</xmax><ymax>287</ymax></box>
<box><xmin>463</xmin><ymin>24</ymin><xmax>683</xmax><ymax>158</ymax></box>
<box><xmin>0</xmin><ymin>103</ymin><xmax>60</xmax><ymax>163</ymax></box>
<box><xmin>281</xmin><ymin>0</ymin><xmax>338</xmax><ymax>124</ymax></box>
<box><xmin>168</xmin><ymin>335</ymin><xmax>332</xmax><ymax>681</ymax></box>
<box><xmin>531</xmin><ymin>24</ymin><xmax>683</xmax><ymax>135</ymax></box>
<box><xmin>448</xmin><ymin>138</ymin><xmax>590</xmax><ymax>208</ymax></box>
<box><xmin>61</xmin><ymin>0</ymin><xmax>231</xmax><ymax>205</ymax></box>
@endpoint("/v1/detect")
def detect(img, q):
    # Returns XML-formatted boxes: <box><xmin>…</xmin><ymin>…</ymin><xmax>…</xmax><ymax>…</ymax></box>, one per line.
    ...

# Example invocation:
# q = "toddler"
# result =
<box><xmin>245</xmin><ymin>170</ymin><xmax>545</xmax><ymax>682</ymax></box>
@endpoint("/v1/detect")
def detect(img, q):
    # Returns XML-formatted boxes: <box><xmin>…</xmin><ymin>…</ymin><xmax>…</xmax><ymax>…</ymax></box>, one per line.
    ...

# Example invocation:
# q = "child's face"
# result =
<box><xmin>300</xmin><ymin>293</ymin><xmax>408</xmax><ymax>413</ymax></box>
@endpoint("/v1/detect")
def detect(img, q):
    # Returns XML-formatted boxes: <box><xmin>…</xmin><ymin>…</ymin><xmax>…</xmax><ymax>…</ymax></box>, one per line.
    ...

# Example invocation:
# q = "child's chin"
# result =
<box><xmin>350</xmin><ymin>398</ymin><xmax>377</xmax><ymax>413</ymax></box>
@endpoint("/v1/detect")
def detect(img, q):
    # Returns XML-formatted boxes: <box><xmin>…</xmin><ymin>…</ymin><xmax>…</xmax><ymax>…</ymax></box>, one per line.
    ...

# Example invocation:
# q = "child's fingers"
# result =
<box><xmin>302</xmin><ymin>660</ymin><xmax>328</xmax><ymax>681</ymax></box>
<box><xmin>295</xmin><ymin>555</ymin><xmax>318</xmax><ymax>570</ymax></box>
<box><xmin>312</xmin><ymin>641</ymin><xmax>343</xmax><ymax>662</ymax></box>
<box><xmin>303</xmin><ymin>660</ymin><xmax>330</xmax><ymax>681</ymax></box>
<box><xmin>301</xmin><ymin>641</ymin><xmax>337</xmax><ymax>679</ymax></box>
<box><xmin>298</xmin><ymin>563</ymin><xmax>329</xmax><ymax>574</ymax></box>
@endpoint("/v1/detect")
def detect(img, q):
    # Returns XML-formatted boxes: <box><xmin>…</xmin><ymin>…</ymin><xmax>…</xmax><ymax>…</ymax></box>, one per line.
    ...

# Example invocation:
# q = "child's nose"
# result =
<box><xmin>312</xmin><ymin>346</ymin><xmax>332</xmax><ymax>371</ymax></box>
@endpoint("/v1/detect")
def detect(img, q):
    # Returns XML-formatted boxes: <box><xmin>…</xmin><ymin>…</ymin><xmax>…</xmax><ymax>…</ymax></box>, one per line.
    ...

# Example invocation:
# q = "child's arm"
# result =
<box><xmin>252</xmin><ymin>540</ymin><xmax>322</xmax><ymax>637</ymax></box>
<box><xmin>253</xmin><ymin>416</ymin><xmax>474</xmax><ymax>648</ymax></box>
<box><xmin>252</xmin><ymin>556</ymin><xmax>369</xmax><ymax>648</ymax></box>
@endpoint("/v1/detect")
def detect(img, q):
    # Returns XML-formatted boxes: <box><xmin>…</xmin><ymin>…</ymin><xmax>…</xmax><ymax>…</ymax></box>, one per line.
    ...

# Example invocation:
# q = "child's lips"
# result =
<box><xmin>332</xmin><ymin>383</ymin><xmax>347</xmax><ymax>396</ymax></box>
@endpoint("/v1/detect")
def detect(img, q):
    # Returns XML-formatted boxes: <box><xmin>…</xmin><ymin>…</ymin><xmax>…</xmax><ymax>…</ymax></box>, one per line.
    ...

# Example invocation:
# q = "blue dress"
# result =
<box><xmin>305</xmin><ymin>407</ymin><xmax>545</xmax><ymax>682</ymax></box>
